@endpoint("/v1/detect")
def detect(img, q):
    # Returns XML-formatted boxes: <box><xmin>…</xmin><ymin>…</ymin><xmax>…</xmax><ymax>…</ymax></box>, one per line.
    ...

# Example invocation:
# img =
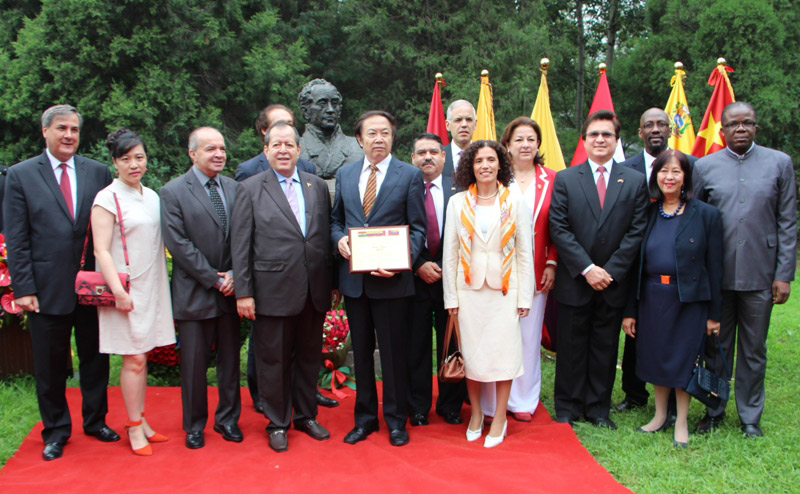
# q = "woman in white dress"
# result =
<box><xmin>92</xmin><ymin>128</ymin><xmax>175</xmax><ymax>456</ymax></box>
<box><xmin>442</xmin><ymin>140</ymin><xmax>533</xmax><ymax>448</ymax></box>
<box><xmin>481</xmin><ymin>117</ymin><xmax>557</xmax><ymax>422</ymax></box>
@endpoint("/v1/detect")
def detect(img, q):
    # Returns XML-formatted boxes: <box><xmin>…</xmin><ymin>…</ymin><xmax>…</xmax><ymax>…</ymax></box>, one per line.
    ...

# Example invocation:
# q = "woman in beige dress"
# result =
<box><xmin>92</xmin><ymin>128</ymin><xmax>175</xmax><ymax>456</ymax></box>
<box><xmin>442</xmin><ymin>140</ymin><xmax>533</xmax><ymax>448</ymax></box>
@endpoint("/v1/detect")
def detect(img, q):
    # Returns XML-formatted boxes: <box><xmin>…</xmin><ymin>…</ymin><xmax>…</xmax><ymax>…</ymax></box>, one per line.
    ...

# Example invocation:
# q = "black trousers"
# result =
<box><xmin>246</xmin><ymin>322</ymin><xmax>259</xmax><ymax>407</ymax></box>
<box><xmin>554</xmin><ymin>295</ymin><xmax>622</xmax><ymax>420</ymax></box>
<box><xmin>178</xmin><ymin>313</ymin><xmax>241</xmax><ymax>433</ymax></box>
<box><xmin>406</xmin><ymin>278</ymin><xmax>465</xmax><ymax>417</ymax></box>
<box><xmin>620</xmin><ymin>334</ymin><xmax>649</xmax><ymax>404</ymax></box>
<box><xmin>28</xmin><ymin>307</ymin><xmax>109</xmax><ymax>444</ymax></box>
<box><xmin>345</xmin><ymin>294</ymin><xmax>409</xmax><ymax>431</ymax></box>
<box><xmin>253</xmin><ymin>298</ymin><xmax>324</xmax><ymax>431</ymax></box>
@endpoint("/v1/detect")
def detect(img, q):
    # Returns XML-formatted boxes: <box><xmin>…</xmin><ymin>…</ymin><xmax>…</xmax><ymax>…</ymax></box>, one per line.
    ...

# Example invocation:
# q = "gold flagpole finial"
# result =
<box><xmin>598</xmin><ymin>62</ymin><xmax>607</xmax><ymax>73</ymax></box>
<box><xmin>540</xmin><ymin>58</ymin><xmax>550</xmax><ymax>72</ymax></box>
<box><xmin>716</xmin><ymin>57</ymin><xmax>727</xmax><ymax>67</ymax></box>
<box><xmin>674</xmin><ymin>61</ymin><xmax>684</xmax><ymax>70</ymax></box>
<box><xmin>481</xmin><ymin>69</ymin><xmax>489</xmax><ymax>77</ymax></box>
<box><xmin>435</xmin><ymin>72</ymin><xmax>443</xmax><ymax>82</ymax></box>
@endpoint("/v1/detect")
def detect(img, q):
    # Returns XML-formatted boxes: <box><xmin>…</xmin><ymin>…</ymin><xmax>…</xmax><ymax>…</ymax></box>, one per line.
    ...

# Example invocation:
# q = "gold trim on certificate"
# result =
<box><xmin>348</xmin><ymin>225</ymin><xmax>412</xmax><ymax>274</ymax></box>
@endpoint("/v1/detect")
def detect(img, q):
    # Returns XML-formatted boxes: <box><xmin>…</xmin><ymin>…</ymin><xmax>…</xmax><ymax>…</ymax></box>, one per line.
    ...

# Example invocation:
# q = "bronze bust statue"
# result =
<box><xmin>298</xmin><ymin>79</ymin><xmax>363</xmax><ymax>179</ymax></box>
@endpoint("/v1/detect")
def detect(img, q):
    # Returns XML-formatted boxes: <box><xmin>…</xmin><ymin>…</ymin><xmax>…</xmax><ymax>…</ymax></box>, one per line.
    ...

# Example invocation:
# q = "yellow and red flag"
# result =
<box><xmin>570</xmin><ymin>64</ymin><xmax>625</xmax><ymax>166</ymax></box>
<box><xmin>691</xmin><ymin>59</ymin><xmax>735</xmax><ymax>158</ymax></box>
<box><xmin>472</xmin><ymin>70</ymin><xmax>496</xmax><ymax>141</ymax></box>
<box><xmin>426</xmin><ymin>73</ymin><xmax>449</xmax><ymax>146</ymax></box>
<box><xmin>664</xmin><ymin>62</ymin><xmax>696</xmax><ymax>154</ymax></box>
<box><xmin>531</xmin><ymin>59</ymin><xmax>566</xmax><ymax>171</ymax></box>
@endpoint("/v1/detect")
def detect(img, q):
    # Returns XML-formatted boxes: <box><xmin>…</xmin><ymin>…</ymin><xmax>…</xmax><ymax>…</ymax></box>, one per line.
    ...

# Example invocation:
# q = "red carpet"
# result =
<box><xmin>0</xmin><ymin>384</ymin><xmax>629</xmax><ymax>493</ymax></box>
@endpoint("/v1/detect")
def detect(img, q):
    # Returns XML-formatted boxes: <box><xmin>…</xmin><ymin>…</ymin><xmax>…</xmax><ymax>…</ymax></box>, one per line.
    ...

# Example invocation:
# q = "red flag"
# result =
<box><xmin>426</xmin><ymin>74</ymin><xmax>449</xmax><ymax>146</ymax></box>
<box><xmin>691</xmin><ymin>60</ymin><xmax>735</xmax><ymax>158</ymax></box>
<box><xmin>570</xmin><ymin>66</ymin><xmax>625</xmax><ymax>166</ymax></box>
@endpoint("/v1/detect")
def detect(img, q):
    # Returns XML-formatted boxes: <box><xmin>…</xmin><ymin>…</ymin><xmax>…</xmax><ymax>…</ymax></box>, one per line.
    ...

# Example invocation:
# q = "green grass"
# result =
<box><xmin>2</xmin><ymin>280</ymin><xmax>799</xmax><ymax>493</ymax></box>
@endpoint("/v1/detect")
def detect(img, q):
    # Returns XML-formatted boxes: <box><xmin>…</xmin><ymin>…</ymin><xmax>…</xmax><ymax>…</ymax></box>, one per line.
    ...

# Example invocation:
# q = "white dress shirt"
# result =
<box><xmin>358</xmin><ymin>154</ymin><xmax>392</xmax><ymax>203</ymax></box>
<box><xmin>449</xmin><ymin>142</ymin><xmax>466</xmax><ymax>171</ymax></box>
<box><xmin>643</xmin><ymin>150</ymin><xmax>658</xmax><ymax>183</ymax></box>
<box><xmin>46</xmin><ymin>149</ymin><xmax>77</xmax><ymax>214</ymax></box>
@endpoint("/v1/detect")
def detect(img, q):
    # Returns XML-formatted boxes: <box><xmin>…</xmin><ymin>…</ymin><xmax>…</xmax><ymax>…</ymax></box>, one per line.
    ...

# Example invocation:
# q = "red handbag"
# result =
<box><xmin>75</xmin><ymin>192</ymin><xmax>130</xmax><ymax>306</ymax></box>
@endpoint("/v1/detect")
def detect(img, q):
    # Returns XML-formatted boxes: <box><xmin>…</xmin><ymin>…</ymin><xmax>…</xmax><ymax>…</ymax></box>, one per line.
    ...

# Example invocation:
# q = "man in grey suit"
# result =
<box><xmin>232</xmin><ymin>121</ymin><xmax>333</xmax><ymax>453</ymax></box>
<box><xmin>331</xmin><ymin>110</ymin><xmax>426</xmax><ymax>446</ymax></box>
<box><xmin>692</xmin><ymin>102</ymin><xmax>796</xmax><ymax>438</ymax></box>
<box><xmin>549</xmin><ymin>110</ymin><xmax>648</xmax><ymax>429</ymax></box>
<box><xmin>616</xmin><ymin>107</ymin><xmax>697</xmax><ymax>413</ymax></box>
<box><xmin>441</xmin><ymin>100</ymin><xmax>477</xmax><ymax>180</ymax></box>
<box><xmin>406</xmin><ymin>133</ymin><xmax>465</xmax><ymax>427</ymax></box>
<box><xmin>160</xmin><ymin>127</ymin><xmax>242</xmax><ymax>449</ymax></box>
<box><xmin>4</xmin><ymin>105</ymin><xmax>117</xmax><ymax>461</ymax></box>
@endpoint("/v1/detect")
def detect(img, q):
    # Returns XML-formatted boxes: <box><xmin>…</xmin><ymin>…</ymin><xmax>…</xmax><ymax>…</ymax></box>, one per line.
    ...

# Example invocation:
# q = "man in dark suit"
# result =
<box><xmin>406</xmin><ymin>133</ymin><xmax>465</xmax><ymax>427</ymax></box>
<box><xmin>549</xmin><ymin>110</ymin><xmax>648</xmax><ymax>429</ymax></box>
<box><xmin>232</xmin><ymin>121</ymin><xmax>333</xmax><ymax>453</ymax></box>
<box><xmin>3</xmin><ymin>105</ymin><xmax>117</xmax><ymax>461</ymax></box>
<box><xmin>235</xmin><ymin>104</ymin><xmax>337</xmax><ymax>411</ymax></box>
<box><xmin>160</xmin><ymin>127</ymin><xmax>242</xmax><ymax>449</ymax></box>
<box><xmin>693</xmin><ymin>102</ymin><xmax>796</xmax><ymax>438</ymax></box>
<box><xmin>235</xmin><ymin>104</ymin><xmax>316</xmax><ymax>181</ymax></box>
<box><xmin>331</xmin><ymin>110</ymin><xmax>426</xmax><ymax>446</ymax></box>
<box><xmin>616</xmin><ymin>108</ymin><xmax>697</xmax><ymax>413</ymax></box>
<box><xmin>0</xmin><ymin>164</ymin><xmax>7</xmax><ymax>232</ymax></box>
<box><xmin>441</xmin><ymin>100</ymin><xmax>477</xmax><ymax>180</ymax></box>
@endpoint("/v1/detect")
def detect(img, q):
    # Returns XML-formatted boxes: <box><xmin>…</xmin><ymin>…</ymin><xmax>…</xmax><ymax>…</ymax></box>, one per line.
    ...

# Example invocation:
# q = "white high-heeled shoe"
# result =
<box><xmin>466</xmin><ymin>415</ymin><xmax>484</xmax><ymax>442</ymax></box>
<box><xmin>484</xmin><ymin>420</ymin><xmax>507</xmax><ymax>448</ymax></box>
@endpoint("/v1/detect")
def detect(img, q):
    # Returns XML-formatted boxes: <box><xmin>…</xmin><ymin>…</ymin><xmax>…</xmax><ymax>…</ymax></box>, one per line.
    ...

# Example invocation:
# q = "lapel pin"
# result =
<box><xmin>306</xmin><ymin>182</ymin><xmax>312</xmax><ymax>188</ymax></box>
<box><xmin>617</xmin><ymin>179</ymin><xmax>624</xmax><ymax>183</ymax></box>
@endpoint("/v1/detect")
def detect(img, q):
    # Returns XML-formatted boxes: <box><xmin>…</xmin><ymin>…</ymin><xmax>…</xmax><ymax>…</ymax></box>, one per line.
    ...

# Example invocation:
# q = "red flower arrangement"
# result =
<box><xmin>322</xmin><ymin>309</ymin><xmax>350</xmax><ymax>355</ymax></box>
<box><xmin>319</xmin><ymin>307</ymin><xmax>355</xmax><ymax>397</ymax></box>
<box><xmin>147</xmin><ymin>342</ymin><xmax>180</xmax><ymax>367</ymax></box>
<box><xmin>0</xmin><ymin>234</ymin><xmax>25</xmax><ymax>328</ymax></box>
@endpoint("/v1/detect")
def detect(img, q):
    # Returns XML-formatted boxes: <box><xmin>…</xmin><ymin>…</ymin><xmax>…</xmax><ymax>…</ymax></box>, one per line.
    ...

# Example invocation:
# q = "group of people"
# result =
<box><xmin>3</xmin><ymin>95</ymin><xmax>794</xmax><ymax>461</ymax></box>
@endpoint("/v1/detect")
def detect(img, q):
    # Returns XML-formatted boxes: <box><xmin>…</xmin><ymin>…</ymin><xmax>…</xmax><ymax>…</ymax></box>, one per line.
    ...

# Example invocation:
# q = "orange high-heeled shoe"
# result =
<box><xmin>125</xmin><ymin>419</ymin><xmax>153</xmax><ymax>456</ymax></box>
<box><xmin>141</xmin><ymin>412</ymin><xmax>168</xmax><ymax>443</ymax></box>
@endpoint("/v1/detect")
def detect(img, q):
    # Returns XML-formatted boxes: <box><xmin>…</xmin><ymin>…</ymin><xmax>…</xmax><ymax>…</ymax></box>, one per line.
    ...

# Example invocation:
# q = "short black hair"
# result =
<box><xmin>648</xmin><ymin>150</ymin><xmax>693</xmax><ymax>201</ymax></box>
<box><xmin>354</xmin><ymin>110</ymin><xmax>397</xmax><ymax>139</ymax></box>
<box><xmin>412</xmin><ymin>133</ymin><xmax>443</xmax><ymax>151</ymax></box>
<box><xmin>107</xmin><ymin>128</ymin><xmax>147</xmax><ymax>159</ymax></box>
<box><xmin>581</xmin><ymin>110</ymin><xmax>620</xmax><ymax>139</ymax></box>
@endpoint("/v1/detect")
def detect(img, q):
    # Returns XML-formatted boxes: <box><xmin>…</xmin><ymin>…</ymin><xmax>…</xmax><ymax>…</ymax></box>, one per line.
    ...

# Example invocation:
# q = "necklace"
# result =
<box><xmin>516</xmin><ymin>168</ymin><xmax>535</xmax><ymax>184</ymax></box>
<box><xmin>477</xmin><ymin>189</ymin><xmax>498</xmax><ymax>200</ymax></box>
<box><xmin>659</xmin><ymin>200</ymin><xmax>684</xmax><ymax>219</ymax></box>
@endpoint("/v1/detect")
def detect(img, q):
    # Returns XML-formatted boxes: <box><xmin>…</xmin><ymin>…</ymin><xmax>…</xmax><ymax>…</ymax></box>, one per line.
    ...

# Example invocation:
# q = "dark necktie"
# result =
<box><xmin>596</xmin><ymin>165</ymin><xmax>607</xmax><ymax>209</ymax></box>
<box><xmin>363</xmin><ymin>164</ymin><xmax>378</xmax><ymax>217</ymax></box>
<box><xmin>207</xmin><ymin>178</ymin><xmax>227</xmax><ymax>232</ymax></box>
<box><xmin>59</xmin><ymin>163</ymin><xmax>74</xmax><ymax>219</ymax></box>
<box><xmin>424</xmin><ymin>182</ymin><xmax>440</xmax><ymax>255</ymax></box>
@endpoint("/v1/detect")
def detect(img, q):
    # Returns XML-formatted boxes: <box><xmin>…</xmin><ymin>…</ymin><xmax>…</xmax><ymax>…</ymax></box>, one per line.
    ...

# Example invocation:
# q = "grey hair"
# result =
<box><xmin>297</xmin><ymin>78</ymin><xmax>340</xmax><ymax>108</ymax></box>
<box><xmin>446</xmin><ymin>100</ymin><xmax>476</xmax><ymax>121</ymax></box>
<box><xmin>264</xmin><ymin>121</ymin><xmax>301</xmax><ymax>146</ymax></box>
<box><xmin>188</xmin><ymin>126</ymin><xmax>221</xmax><ymax>151</ymax></box>
<box><xmin>41</xmin><ymin>104</ymin><xmax>83</xmax><ymax>128</ymax></box>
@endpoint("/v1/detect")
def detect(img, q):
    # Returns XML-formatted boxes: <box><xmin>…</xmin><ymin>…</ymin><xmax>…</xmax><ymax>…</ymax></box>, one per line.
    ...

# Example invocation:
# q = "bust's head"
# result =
<box><xmin>298</xmin><ymin>79</ymin><xmax>342</xmax><ymax>132</ymax></box>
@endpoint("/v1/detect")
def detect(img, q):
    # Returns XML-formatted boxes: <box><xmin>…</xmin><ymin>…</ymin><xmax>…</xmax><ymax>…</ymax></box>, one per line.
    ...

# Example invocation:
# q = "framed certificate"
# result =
<box><xmin>348</xmin><ymin>225</ymin><xmax>412</xmax><ymax>274</ymax></box>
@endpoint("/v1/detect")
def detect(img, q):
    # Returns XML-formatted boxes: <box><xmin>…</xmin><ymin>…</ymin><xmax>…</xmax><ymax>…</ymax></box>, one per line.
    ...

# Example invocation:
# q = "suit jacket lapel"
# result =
<box><xmin>186</xmin><ymin>171</ymin><xmax>223</xmax><ymax>230</ymax></box>
<box><xmin>37</xmin><ymin>154</ymin><xmax>73</xmax><ymax>222</ymax></box>
<box><xmin>74</xmin><ymin>157</ymin><xmax>93</xmax><ymax>226</ymax></box>
<box><xmin>300</xmin><ymin>172</ymin><xmax>314</xmax><ymax>235</ymax></box>
<box><xmin>532</xmin><ymin>166</ymin><xmax>551</xmax><ymax>225</ymax></box>
<box><xmin>367</xmin><ymin>157</ymin><xmax>400</xmax><ymax>220</ymax></box>
<box><xmin>675</xmin><ymin>199</ymin><xmax>696</xmax><ymax>238</ymax></box>
<box><xmin>598</xmin><ymin>161</ymin><xmax>624</xmax><ymax>228</ymax></box>
<box><xmin>441</xmin><ymin>176</ymin><xmax>456</xmax><ymax>232</ymax></box>
<box><xmin>577</xmin><ymin>162</ymin><xmax>602</xmax><ymax>222</ymax></box>
<box><xmin>263</xmin><ymin>173</ymin><xmax>303</xmax><ymax>235</ymax></box>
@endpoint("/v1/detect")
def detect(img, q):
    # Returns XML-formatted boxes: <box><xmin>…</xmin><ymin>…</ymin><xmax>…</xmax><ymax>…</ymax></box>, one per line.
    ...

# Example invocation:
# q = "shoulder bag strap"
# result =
<box><xmin>440</xmin><ymin>314</ymin><xmax>462</xmax><ymax>362</ymax></box>
<box><xmin>80</xmin><ymin>192</ymin><xmax>130</xmax><ymax>273</ymax></box>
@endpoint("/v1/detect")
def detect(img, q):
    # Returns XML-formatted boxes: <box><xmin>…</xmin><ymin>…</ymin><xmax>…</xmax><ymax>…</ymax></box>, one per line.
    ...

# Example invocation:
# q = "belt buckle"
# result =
<box><xmin>660</xmin><ymin>275</ymin><xmax>670</xmax><ymax>285</ymax></box>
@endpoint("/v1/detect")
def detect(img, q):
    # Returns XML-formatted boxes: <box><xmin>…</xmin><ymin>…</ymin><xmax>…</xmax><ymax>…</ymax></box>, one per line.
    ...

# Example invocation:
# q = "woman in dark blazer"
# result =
<box><xmin>622</xmin><ymin>150</ymin><xmax>722</xmax><ymax>448</ymax></box>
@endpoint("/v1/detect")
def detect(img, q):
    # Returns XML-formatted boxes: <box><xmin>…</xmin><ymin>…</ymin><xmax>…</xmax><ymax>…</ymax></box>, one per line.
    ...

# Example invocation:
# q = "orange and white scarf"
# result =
<box><xmin>459</xmin><ymin>182</ymin><xmax>516</xmax><ymax>295</ymax></box>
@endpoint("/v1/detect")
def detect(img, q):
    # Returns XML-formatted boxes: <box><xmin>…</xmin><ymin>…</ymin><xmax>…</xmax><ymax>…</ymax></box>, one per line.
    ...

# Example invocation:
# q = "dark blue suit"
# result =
<box><xmin>235</xmin><ymin>152</ymin><xmax>316</xmax><ymax>182</ymax></box>
<box><xmin>330</xmin><ymin>156</ymin><xmax>426</xmax><ymax>430</ymax></box>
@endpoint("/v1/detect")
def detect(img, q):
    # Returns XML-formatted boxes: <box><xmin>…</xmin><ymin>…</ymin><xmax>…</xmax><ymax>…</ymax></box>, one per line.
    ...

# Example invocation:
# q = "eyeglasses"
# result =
<box><xmin>585</xmin><ymin>131</ymin><xmax>615</xmax><ymax>139</ymax></box>
<box><xmin>642</xmin><ymin>121</ymin><xmax>670</xmax><ymax>130</ymax></box>
<box><xmin>722</xmin><ymin>120</ymin><xmax>756</xmax><ymax>130</ymax></box>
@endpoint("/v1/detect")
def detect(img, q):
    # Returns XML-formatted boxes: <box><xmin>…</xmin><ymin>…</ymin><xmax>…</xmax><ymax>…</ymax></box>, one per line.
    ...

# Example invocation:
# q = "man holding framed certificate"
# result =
<box><xmin>330</xmin><ymin>110</ymin><xmax>426</xmax><ymax>447</ymax></box>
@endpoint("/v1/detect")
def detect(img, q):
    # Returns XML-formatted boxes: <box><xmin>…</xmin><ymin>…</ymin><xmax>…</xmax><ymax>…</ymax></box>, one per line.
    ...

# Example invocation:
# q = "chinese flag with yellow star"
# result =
<box><xmin>691</xmin><ymin>62</ymin><xmax>735</xmax><ymax>158</ymax></box>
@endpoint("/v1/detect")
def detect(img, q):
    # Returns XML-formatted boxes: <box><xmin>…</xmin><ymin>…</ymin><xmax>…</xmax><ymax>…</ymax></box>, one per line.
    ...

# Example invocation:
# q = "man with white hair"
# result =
<box><xmin>442</xmin><ymin>100</ymin><xmax>477</xmax><ymax>179</ymax></box>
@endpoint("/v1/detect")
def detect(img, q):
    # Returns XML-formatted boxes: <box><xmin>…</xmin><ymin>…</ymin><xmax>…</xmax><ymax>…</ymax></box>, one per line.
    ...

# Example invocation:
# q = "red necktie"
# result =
<box><xmin>424</xmin><ymin>182</ymin><xmax>440</xmax><ymax>255</ymax></box>
<box><xmin>596</xmin><ymin>165</ymin><xmax>607</xmax><ymax>209</ymax></box>
<box><xmin>59</xmin><ymin>163</ymin><xmax>74</xmax><ymax>219</ymax></box>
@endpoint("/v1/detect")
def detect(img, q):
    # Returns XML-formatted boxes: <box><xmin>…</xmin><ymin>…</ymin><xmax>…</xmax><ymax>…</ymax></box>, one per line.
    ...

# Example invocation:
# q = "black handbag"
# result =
<box><xmin>686</xmin><ymin>336</ymin><xmax>730</xmax><ymax>409</ymax></box>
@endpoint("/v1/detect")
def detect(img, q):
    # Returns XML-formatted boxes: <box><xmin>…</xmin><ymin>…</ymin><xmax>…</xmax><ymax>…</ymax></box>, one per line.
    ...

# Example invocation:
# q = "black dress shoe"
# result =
<box><xmin>634</xmin><ymin>419</ymin><xmax>670</xmax><ymax>433</ymax></box>
<box><xmin>268</xmin><ymin>429</ymin><xmax>288</xmax><ymax>452</ymax></box>
<box><xmin>85</xmin><ymin>426</ymin><xmax>121</xmax><ymax>442</ymax></box>
<box><xmin>586</xmin><ymin>416</ymin><xmax>618</xmax><ymax>430</ymax></box>
<box><xmin>185</xmin><ymin>431</ymin><xmax>205</xmax><ymax>449</ymax></box>
<box><xmin>441</xmin><ymin>411</ymin><xmax>463</xmax><ymax>425</ymax></box>
<box><xmin>672</xmin><ymin>440</ymin><xmax>688</xmax><ymax>448</ymax></box>
<box><xmin>409</xmin><ymin>413</ymin><xmax>429</xmax><ymax>426</ymax></box>
<box><xmin>213</xmin><ymin>423</ymin><xmax>244</xmax><ymax>442</ymax></box>
<box><xmin>613</xmin><ymin>397</ymin><xmax>646</xmax><ymax>413</ymax></box>
<box><xmin>343</xmin><ymin>425</ymin><xmax>378</xmax><ymax>444</ymax></box>
<box><xmin>42</xmin><ymin>442</ymin><xmax>63</xmax><ymax>461</ymax></box>
<box><xmin>389</xmin><ymin>429</ymin><xmax>409</xmax><ymax>446</ymax></box>
<box><xmin>696</xmin><ymin>413</ymin><xmax>724</xmax><ymax>434</ymax></box>
<box><xmin>554</xmin><ymin>416</ymin><xmax>575</xmax><ymax>426</ymax></box>
<box><xmin>741</xmin><ymin>423</ymin><xmax>762</xmax><ymax>439</ymax></box>
<box><xmin>295</xmin><ymin>420</ymin><xmax>330</xmax><ymax>440</ymax></box>
<box><xmin>316</xmin><ymin>391</ymin><xmax>339</xmax><ymax>408</ymax></box>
